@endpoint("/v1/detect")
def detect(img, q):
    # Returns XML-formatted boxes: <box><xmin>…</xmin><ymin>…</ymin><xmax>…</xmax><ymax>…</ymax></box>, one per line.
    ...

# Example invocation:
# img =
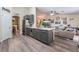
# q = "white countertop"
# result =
<box><xmin>26</xmin><ymin>27</ymin><xmax>55</xmax><ymax>30</ymax></box>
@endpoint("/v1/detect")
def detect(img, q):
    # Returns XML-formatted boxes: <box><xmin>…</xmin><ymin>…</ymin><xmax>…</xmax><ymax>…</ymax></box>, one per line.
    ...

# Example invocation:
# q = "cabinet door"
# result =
<box><xmin>32</xmin><ymin>29</ymin><xmax>39</xmax><ymax>40</ymax></box>
<box><xmin>39</xmin><ymin>30</ymin><xmax>49</xmax><ymax>43</ymax></box>
<box><xmin>29</xmin><ymin>15</ymin><xmax>34</xmax><ymax>24</ymax></box>
<box><xmin>48</xmin><ymin>30</ymin><xmax>53</xmax><ymax>43</ymax></box>
<box><xmin>32</xmin><ymin>29</ymin><xmax>37</xmax><ymax>39</ymax></box>
<box><xmin>22</xmin><ymin>20</ymin><xmax>26</xmax><ymax>35</ymax></box>
<box><xmin>26</xmin><ymin>28</ymin><xmax>31</xmax><ymax>35</ymax></box>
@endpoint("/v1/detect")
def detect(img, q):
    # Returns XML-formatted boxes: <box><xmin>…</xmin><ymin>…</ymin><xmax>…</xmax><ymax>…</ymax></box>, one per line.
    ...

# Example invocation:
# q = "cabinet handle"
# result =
<box><xmin>31</xmin><ymin>29</ymin><xmax>32</xmax><ymax>32</ymax></box>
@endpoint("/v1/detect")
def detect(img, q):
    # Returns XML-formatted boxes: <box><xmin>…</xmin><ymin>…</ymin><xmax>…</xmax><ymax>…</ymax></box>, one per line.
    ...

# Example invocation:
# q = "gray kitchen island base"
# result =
<box><xmin>25</xmin><ymin>27</ymin><xmax>54</xmax><ymax>45</ymax></box>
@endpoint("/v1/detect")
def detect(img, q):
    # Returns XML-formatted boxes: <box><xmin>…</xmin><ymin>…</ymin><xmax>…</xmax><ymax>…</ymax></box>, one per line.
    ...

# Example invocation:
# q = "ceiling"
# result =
<box><xmin>37</xmin><ymin>7</ymin><xmax>79</xmax><ymax>15</ymax></box>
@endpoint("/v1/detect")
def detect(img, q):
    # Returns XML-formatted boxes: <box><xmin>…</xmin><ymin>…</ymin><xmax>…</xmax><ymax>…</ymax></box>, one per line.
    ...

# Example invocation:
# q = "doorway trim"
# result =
<box><xmin>12</xmin><ymin>16</ymin><xmax>20</xmax><ymax>35</ymax></box>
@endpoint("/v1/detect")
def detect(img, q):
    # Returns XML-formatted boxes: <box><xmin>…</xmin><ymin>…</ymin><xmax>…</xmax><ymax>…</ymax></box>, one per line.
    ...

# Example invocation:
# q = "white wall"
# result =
<box><xmin>0</xmin><ymin>7</ymin><xmax>36</xmax><ymax>42</ymax></box>
<box><xmin>36</xmin><ymin>8</ymin><xmax>48</xmax><ymax>27</ymax></box>
<box><xmin>47</xmin><ymin>14</ymin><xmax>79</xmax><ymax>27</ymax></box>
<box><xmin>36</xmin><ymin>8</ymin><xmax>79</xmax><ymax>27</ymax></box>
<box><xmin>29</xmin><ymin>7</ymin><xmax>36</xmax><ymax>27</ymax></box>
<box><xmin>0</xmin><ymin>8</ymin><xmax>2</xmax><ymax>40</ymax></box>
<box><xmin>12</xmin><ymin>7</ymin><xmax>36</xmax><ymax>34</ymax></box>
<box><xmin>0</xmin><ymin>7</ymin><xmax>12</xmax><ymax>42</ymax></box>
<box><xmin>12</xmin><ymin>7</ymin><xmax>28</xmax><ymax>34</ymax></box>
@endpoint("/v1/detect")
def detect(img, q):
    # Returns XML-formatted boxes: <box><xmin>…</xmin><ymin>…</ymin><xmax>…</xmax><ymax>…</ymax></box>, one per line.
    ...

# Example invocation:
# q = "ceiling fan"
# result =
<box><xmin>50</xmin><ymin>10</ymin><xmax>63</xmax><ymax>15</ymax></box>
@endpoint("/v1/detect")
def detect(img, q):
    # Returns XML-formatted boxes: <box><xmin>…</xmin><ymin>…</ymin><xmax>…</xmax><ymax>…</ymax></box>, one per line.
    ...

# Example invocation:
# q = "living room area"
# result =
<box><xmin>36</xmin><ymin>7</ymin><xmax>79</xmax><ymax>35</ymax></box>
<box><xmin>35</xmin><ymin>7</ymin><xmax>79</xmax><ymax>51</ymax></box>
<box><xmin>21</xmin><ymin>7</ymin><xmax>79</xmax><ymax>52</ymax></box>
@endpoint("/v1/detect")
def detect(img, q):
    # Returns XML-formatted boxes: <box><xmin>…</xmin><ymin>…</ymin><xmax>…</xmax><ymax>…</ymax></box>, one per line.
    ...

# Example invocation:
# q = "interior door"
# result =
<box><xmin>1</xmin><ymin>7</ymin><xmax>12</xmax><ymax>41</ymax></box>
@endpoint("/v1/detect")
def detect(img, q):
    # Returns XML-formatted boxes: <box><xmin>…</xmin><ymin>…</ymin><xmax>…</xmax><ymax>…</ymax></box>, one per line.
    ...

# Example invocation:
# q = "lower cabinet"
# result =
<box><xmin>38</xmin><ymin>30</ymin><xmax>49</xmax><ymax>43</ymax></box>
<box><xmin>25</xmin><ymin>28</ymin><xmax>53</xmax><ymax>44</ymax></box>
<box><xmin>32</xmin><ymin>29</ymin><xmax>39</xmax><ymax>40</ymax></box>
<box><xmin>25</xmin><ymin>28</ymin><xmax>31</xmax><ymax>35</ymax></box>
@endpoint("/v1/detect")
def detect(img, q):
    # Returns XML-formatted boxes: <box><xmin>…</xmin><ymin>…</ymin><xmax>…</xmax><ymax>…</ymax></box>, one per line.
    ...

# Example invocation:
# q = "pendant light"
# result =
<box><xmin>50</xmin><ymin>11</ymin><xmax>54</xmax><ymax>16</ymax></box>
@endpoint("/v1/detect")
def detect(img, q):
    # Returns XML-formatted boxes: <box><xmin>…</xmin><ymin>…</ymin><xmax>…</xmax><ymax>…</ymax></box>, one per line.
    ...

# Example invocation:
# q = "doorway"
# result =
<box><xmin>12</xmin><ymin>16</ymin><xmax>20</xmax><ymax>35</ymax></box>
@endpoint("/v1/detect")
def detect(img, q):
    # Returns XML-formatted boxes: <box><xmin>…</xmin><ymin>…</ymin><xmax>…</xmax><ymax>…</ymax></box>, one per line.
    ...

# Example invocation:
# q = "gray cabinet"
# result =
<box><xmin>22</xmin><ymin>15</ymin><xmax>34</xmax><ymax>35</ymax></box>
<box><xmin>25</xmin><ymin>28</ymin><xmax>53</xmax><ymax>44</ymax></box>
<box><xmin>32</xmin><ymin>29</ymin><xmax>40</xmax><ymax>40</ymax></box>
<box><xmin>38</xmin><ymin>30</ymin><xmax>49</xmax><ymax>43</ymax></box>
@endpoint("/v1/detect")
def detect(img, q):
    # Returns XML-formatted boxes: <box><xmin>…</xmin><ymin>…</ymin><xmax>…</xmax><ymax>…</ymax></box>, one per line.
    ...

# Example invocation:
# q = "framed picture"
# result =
<box><xmin>62</xmin><ymin>17</ymin><xmax>67</xmax><ymax>24</ymax></box>
<box><xmin>70</xmin><ymin>18</ymin><xmax>74</xmax><ymax>21</ymax></box>
<box><xmin>56</xmin><ymin>16</ymin><xmax>60</xmax><ymax>20</ymax></box>
<box><xmin>55</xmin><ymin>16</ymin><xmax>61</xmax><ymax>24</ymax></box>
<box><xmin>51</xmin><ymin>19</ymin><xmax>54</xmax><ymax>23</ymax></box>
<box><xmin>55</xmin><ymin>22</ymin><xmax>61</xmax><ymax>24</ymax></box>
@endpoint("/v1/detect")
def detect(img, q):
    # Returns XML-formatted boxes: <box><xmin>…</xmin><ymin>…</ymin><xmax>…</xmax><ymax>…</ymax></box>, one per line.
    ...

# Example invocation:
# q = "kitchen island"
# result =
<box><xmin>24</xmin><ymin>27</ymin><xmax>54</xmax><ymax>44</ymax></box>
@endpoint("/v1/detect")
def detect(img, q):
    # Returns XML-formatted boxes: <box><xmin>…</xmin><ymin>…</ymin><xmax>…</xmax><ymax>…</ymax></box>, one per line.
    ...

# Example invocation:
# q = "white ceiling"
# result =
<box><xmin>37</xmin><ymin>7</ymin><xmax>79</xmax><ymax>15</ymax></box>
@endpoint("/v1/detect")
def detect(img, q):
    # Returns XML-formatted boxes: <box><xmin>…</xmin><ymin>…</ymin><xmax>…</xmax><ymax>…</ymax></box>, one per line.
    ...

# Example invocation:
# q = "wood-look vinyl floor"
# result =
<box><xmin>0</xmin><ymin>34</ymin><xmax>78</xmax><ymax>52</ymax></box>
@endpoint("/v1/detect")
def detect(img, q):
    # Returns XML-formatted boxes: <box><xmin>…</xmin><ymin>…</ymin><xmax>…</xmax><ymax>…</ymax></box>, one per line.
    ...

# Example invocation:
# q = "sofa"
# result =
<box><xmin>55</xmin><ymin>30</ymin><xmax>75</xmax><ymax>39</ymax></box>
<box><xmin>55</xmin><ymin>26</ymin><xmax>79</xmax><ymax>40</ymax></box>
